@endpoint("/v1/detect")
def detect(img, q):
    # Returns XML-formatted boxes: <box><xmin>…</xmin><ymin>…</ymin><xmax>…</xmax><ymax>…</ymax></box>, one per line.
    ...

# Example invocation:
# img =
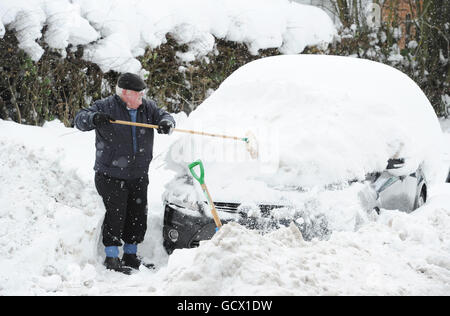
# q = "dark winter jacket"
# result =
<box><xmin>74</xmin><ymin>95</ymin><xmax>175</xmax><ymax>179</ymax></box>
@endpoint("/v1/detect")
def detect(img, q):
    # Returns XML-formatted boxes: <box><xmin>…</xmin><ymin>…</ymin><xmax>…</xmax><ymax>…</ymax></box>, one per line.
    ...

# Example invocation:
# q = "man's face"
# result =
<box><xmin>121</xmin><ymin>89</ymin><xmax>144</xmax><ymax>109</ymax></box>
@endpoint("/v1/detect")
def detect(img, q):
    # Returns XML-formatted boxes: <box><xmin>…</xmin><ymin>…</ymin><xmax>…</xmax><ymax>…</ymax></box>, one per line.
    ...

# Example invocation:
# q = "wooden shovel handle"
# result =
<box><xmin>201</xmin><ymin>183</ymin><xmax>223</xmax><ymax>229</ymax></box>
<box><xmin>111</xmin><ymin>119</ymin><xmax>246</xmax><ymax>142</ymax></box>
<box><xmin>112</xmin><ymin>120</ymin><xmax>158</xmax><ymax>129</ymax></box>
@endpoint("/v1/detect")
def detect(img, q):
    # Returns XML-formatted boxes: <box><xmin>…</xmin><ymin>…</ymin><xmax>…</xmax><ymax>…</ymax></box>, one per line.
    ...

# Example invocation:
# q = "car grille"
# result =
<box><xmin>166</xmin><ymin>200</ymin><xmax>330</xmax><ymax>244</ymax></box>
<box><xmin>213</xmin><ymin>202</ymin><xmax>241</xmax><ymax>212</ymax></box>
<box><xmin>213</xmin><ymin>201</ymin><xmax>285</xmax><ymax>215</ymax></box>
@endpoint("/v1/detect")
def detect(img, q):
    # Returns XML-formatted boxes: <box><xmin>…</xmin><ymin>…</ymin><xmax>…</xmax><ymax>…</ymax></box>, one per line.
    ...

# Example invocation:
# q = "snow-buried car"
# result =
<box><xmin>161</xmin><ymin>55</ymin><xmax>444</xmax><ymax>254</ymax></box>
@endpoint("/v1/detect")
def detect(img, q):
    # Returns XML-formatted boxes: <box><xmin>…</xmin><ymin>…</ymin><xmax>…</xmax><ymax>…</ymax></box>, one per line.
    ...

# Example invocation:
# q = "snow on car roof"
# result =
<box><xmin>165</xmin><ymin>55</ymin><xmax>444</xmax><ymax>201</ymax></box>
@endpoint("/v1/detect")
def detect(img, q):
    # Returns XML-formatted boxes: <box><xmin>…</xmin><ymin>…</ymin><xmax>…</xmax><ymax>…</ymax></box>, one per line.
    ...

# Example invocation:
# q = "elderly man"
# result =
<box><xmin>75</xmin><ymin>73</ymin><xmax>175</xmax><ymax>274</ymax></box>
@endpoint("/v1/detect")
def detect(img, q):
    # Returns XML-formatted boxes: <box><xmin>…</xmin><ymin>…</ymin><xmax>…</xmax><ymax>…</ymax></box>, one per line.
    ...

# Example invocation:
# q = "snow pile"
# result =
<box><xmin>0</xmin><ymin>122</ymin><xmax>101</xmax><ymax>293</ymax></box>
<box><xmin>161</xmin><ymin>118</ymin><xmax>450</xmax><ymax>296</ymax></box>
<box><xmin>0</xmin><ymin>119</ymin><xmax>180</xmax><ymax>294</ymax></box>
<box><xmin>162</xmin><ymin>195</ymin><xmax>450</xmax><ymax>295</ymax></box>
<box><xmin>0</xmin><ymin>0</ymin><xmax>336</xmax><ymax>73</ymax></box>
<box><xmin>167</xmin><ymin>55</ymin><xmax>445</xmax><ymax>198</ymax></box>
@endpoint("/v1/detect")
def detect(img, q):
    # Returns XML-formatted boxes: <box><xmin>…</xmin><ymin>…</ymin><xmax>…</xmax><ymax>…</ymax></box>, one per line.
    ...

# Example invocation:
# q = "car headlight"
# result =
<box><xmin>168</xmin><ymin>229</ymin><xmax>179</xmax><ymax>242</ymax></box>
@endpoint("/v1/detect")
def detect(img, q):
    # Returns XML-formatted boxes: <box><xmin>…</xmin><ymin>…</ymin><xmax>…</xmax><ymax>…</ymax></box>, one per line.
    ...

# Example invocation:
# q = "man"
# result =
<box><xmin>75</xmin><ymin>73</ymin><xmax>175</xmax><ymax>274</ymax></box>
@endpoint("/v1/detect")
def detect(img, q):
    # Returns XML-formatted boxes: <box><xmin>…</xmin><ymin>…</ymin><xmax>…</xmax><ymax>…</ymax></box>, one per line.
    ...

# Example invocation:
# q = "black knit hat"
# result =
<box><xmin>117</xmin><ymin>73</ymin><xmax>146</xmax><ymax>91</ymax></box>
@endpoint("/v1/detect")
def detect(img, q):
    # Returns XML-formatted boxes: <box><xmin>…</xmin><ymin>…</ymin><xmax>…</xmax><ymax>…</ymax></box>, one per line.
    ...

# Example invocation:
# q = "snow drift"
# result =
<box><xmin>162</xmin><ymin>198</ymin><xmax>450</xmax><ymax>295</ymax></box>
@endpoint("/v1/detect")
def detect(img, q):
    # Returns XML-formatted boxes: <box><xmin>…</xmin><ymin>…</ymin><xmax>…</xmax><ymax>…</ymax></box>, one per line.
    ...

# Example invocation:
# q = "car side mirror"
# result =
<box><xmin>386</xmin><ymin>158</ymin><xmax>405</xmax><ymax>170</ymax></box>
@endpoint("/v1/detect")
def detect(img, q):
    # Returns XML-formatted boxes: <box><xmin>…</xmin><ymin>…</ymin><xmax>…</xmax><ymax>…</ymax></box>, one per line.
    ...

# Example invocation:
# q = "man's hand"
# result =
<box><xmin>93</xmin><ymin>112</ymin><xmax>115</xmax><ymax>128</ymax></box>
<box><xmin>157</xmin><ymin>119</ymin><xmax>174</xmax><ymax>135</ymax></box>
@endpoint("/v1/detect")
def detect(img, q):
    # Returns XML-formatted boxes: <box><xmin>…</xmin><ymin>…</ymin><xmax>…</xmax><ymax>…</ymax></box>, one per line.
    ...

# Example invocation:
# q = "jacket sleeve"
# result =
<box><xmin>74</xmin><ymin>100</ymin><xmax>103</xmax><ymax>131</ymax></box>
<box><xmin>148</xmin><ymin>100</ymin><xmax>176</xmax><ymax>127</ymax></box>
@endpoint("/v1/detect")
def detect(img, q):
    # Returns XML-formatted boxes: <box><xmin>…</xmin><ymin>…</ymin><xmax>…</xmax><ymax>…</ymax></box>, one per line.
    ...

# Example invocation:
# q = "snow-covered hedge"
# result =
<box><xmin>0</xmin><ymin>32</ymin><xmax>287</xmax><ymax>125</ymax></box>
<box><xmin>0</xmin><ymin>0</ymin><xmax>335</xmax><ymax>74</ymax></box>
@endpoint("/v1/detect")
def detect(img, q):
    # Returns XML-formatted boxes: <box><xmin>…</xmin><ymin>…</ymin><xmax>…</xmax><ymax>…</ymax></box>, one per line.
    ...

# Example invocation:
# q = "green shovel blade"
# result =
<box><xmin>188</xmin><ymin>159</ymin><xmax>205</xmax><ymax>185</ymax></box>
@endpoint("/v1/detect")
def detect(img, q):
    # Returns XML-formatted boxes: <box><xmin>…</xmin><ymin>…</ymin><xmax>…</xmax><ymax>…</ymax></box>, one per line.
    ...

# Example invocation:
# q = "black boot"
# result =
<box><xmin>104</xmin><ymin>257</ymin><xmax>133</xmax><ymax>275</ymax></box>
<box><xmin>122</xmin><ymin>253</ymin><xmax>155</xmax><ymax>270</ymax></box>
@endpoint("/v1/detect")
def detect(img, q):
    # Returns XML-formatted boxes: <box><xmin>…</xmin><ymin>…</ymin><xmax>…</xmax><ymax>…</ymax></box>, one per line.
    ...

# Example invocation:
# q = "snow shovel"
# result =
<box><xmin>188</xmin><ymin>159</ymin><xmax>223</xmax><ymax>230</ymax></box>
<box><xmin>111</xmin><ymin>119</ymin><xmax>258</xmax><ymax>159</ymax></box>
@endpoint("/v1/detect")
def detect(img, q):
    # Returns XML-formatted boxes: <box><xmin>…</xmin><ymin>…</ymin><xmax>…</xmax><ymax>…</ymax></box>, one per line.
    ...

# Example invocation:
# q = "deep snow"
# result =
<box><xmin>0</xmin><ymin>117</ymin><xmax>449</xmax><ymax>295</ymax></box>
<box><xmin>0</xmin><ymin>0</ymin><xmax>449</xmax><ymax>297</ymax></box>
